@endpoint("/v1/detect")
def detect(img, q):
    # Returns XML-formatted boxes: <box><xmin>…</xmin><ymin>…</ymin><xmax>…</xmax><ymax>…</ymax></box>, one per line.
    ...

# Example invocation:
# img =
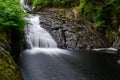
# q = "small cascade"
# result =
<box><xmin>24</xmin><ymin>15</ymin><xmax>57</xmax><ymax>49</ymax></box>
<box><xmin>20</xmin><ymin>0</ymin><xmax>57</xmax><ymax>49</ymax></box>
<box><xmin>20</xmin><ymin>0</ymin><xmax>32</xmax><ymax>12</ymax></box>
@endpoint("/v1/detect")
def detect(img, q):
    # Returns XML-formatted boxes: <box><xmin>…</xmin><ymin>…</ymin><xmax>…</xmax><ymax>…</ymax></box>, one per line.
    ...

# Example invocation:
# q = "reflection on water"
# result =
<box><xmin>19</xmin><ymin>49</ymin><xmax>120</xmax><ymax>80</ymax></box>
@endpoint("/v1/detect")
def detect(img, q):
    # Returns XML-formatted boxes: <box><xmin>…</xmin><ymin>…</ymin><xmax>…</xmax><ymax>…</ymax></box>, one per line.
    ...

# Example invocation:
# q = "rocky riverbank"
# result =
<box><xmin>36</xmin><ymin>8</ymin><xmax>109</xmax><ymax>50</ymax></box>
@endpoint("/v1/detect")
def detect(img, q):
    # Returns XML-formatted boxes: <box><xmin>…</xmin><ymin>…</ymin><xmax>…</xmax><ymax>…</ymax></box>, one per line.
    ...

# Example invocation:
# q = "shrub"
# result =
<box><xmin>33</xmin><ymin>0</ymin><xmax>80</xmax><ymax>8</ymax></box>
<box><xmin>33</xmin><ymin>0</ymin><xmax>49</xmax><ymax>6</ymax></box>
<box><xmin>79</xmin><ymin>0</ymin><xmax>120</xmax><ymax>27</ymax></box>
<box><xmin>0</xmin><ymin>0</ymin><xmax>25</xmax><ymax>30</ymax></box>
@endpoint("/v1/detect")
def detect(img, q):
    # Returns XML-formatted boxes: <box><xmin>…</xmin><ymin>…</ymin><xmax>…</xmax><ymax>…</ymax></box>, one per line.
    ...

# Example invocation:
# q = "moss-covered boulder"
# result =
<box><xmin>0</xmin><ymin>49</ymin><xmax>22</xmax><ymax>80</ymax></box>
<box><xmin>0</xmin><ymin>28</ymin><xmax>23</xmax><ymax>80</ymax></box>
<box><xmin>106</xmin><ymin>28</ymin><xmax>120</xmax><ymax>49</ymax></box>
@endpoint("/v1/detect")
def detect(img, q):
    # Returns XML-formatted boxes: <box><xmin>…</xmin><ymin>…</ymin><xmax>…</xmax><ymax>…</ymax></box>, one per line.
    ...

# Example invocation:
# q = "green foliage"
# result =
<box><xmin>33</xmin><ymin>0</ymin><xmax>49</xmax><ymax>6</ymax></box>
<box><xmin>52</xmin><ymin>0</ymin><xmax>79</xmax><ymax>7</ymax></box>
<box><xmin>79</xmin><ymin>0</ymin><xmax>120</xmax><ymax>27</ymax></box>
<box><xmin>32</xmin><ymin>0</ymin><xmax>120</xmax><ymax>29</ymax></box>
<box><xmin>33</xmin><ymin>0</ymin><xmax>80</xmax><ymax>7</ymax></box>
<box><xmin>0</xmin><ymin>0</ymin><xmax>25</xmax><ymax>30</ymax></box>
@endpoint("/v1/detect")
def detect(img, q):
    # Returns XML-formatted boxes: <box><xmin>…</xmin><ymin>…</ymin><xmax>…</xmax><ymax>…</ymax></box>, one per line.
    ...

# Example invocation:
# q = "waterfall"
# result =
<box><xmin>24</xmin><ymin>15</ymin><xmax>57</xmax><ymax>49</ymax></box>
<box><xmin>20</xmin><ymin>0</ymin><xmax>31</xmax><ymax>12</ymax></box>
<box><xmin>20</xmin><ymin>0</ymin><xmax>57</xmax><ymax>49</ymax></box>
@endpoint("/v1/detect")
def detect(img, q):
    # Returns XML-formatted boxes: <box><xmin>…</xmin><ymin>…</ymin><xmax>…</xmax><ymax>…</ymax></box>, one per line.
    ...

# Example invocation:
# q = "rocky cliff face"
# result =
<box><xmin>38</xmin><ymin>8</ymin><xmax>109</xmax><ymax>50</ymax></box>
<box><xmin>0</xmin><ymin>28</ymin><xmax>23</xmax><ymax>80</ymax></box>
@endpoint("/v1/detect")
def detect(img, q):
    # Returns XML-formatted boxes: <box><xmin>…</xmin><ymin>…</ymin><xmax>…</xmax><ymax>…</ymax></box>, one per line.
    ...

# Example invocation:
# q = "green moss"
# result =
<box><xmin>0</xmin><ymin>51</ymin><xmax>22</xmax><ymax>80</ymax></box>
<box><xmin>0</xmin><ymin>28</ymin><xmax>11</xmax><ymax>51</ymax></box>
<box><xmin>105</xmin><ymin>29</ymin><xmax>120</xmax><ymax>46</ymax></box>
<box><xmin>0</xmin><ymin>28</ymin><xmax>22</xmax><ymax>80</ymax></box>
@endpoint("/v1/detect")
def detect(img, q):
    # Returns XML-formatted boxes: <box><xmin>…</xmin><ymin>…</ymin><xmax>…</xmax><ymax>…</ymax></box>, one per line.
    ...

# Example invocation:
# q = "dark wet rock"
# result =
<box><xmin>0</xmin><ymin>49</ymin><xmax>22</xmax><ymax>80</ymax></box>
<box><xmin>11</xmin><ymin>28</ymin><xmax>24</xmax><ymax>62</ymax></box>
<box><xmin>0</xmin><ymin>28</ymin><xmax>22</xmax><ymax>80</ymax></box>
<box><xmin>38</xmin><ymin>8</ymin><xmax>109</xmax><ymax>50</ymax></box>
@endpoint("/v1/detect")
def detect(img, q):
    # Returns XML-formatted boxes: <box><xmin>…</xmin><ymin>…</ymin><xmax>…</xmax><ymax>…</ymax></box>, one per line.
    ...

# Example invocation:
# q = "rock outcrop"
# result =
<box><xmin>0</xmin><ymin>28</ymin><xmax>22</xmax><ymax>80</ymax></box>
<box><xmin>106</xmin><ymin>29</ymin><xmax>120</xmax><ymax>49</ymax></box>
<box><xmin>38</xmin><ymin>8</ymin><xmax>109</xmax><ymax>50</ymax></box>
<box><xmin>0</xmin><ymin>49</ymin><xmax>22</xmax><ymax>80</ymax></box>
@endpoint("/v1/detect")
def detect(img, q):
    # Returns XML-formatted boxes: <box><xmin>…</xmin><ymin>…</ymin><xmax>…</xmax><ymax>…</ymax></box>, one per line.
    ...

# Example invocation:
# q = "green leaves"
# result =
<box><xmin>0</xmin><ymin>0</ymin><xmax>25</xmax><ymax>30</ymax></box>
<box><xmin>33</xmin><ymin>0</ymin><xmax>80</xmax><ymax>8</ymax></box>
<box><xmin>79</xmin><ymin>0</ymin><xmax>120</xmax><ymax>27</ymax></box>
<box><xmin>33</xmin><ymin>0</ymin><xmax>49</xmax><ymax>6</ymax></box>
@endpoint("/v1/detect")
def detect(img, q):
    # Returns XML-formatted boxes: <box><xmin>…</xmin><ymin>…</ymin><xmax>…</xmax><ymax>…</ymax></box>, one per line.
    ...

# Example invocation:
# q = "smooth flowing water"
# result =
<box><xmin>19</xmin><ymin>0</ymin><xmax>120</xmax><ymax>80</ymax></box>
<box><xmin>24</xmin><ymin>15</ymin><xmax>57</xmax><ymax>49</ymax></box>
<box><xmin>20</xmin><ymin>0</ymin><xmax>31</xmax><ymax>12</ymax></box>
<box><xmin>20</xmin><ymin>0</ymin><xmax>57</xmax><ymax>49</ymax></box>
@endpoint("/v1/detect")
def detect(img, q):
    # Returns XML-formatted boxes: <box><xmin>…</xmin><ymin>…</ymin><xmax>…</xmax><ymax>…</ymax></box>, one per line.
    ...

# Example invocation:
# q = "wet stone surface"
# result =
<box><xmin>38</xmin><ymin>8</ymin><xmax>108</xmax><ymax>50</ymax></box>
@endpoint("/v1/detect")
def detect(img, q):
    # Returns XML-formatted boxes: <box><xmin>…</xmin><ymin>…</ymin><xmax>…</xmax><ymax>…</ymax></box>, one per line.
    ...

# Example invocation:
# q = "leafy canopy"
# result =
<box><xmin>32</xmin><ymin>0</ymin><xmax>120</xmax><ymax>28</ymax></box>
<box><xmin>79</xmin><ymin>0</ymin><xmax>120</xmax><ymax>27</ymax></box>
<box><xmin>33</xmin><ymin>0</ymin><xmax>80</xmax><ymax>7</ymax></box>
<box><xmin>0</xmin><ymin>0</ymin><xmax>25</xmax><ymax>30</ymax></box>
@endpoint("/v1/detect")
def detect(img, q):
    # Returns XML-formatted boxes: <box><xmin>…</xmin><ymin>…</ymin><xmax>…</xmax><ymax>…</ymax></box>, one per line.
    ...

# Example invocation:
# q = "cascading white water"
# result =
<box><xmin>25</xmin><ymin>15</ymin><xmax>57</xmax><ymax>49</ymax></box>
<box><xmin>20</xmin><ymin>0</ymin><xmax>31</xmax><ymax>12</ymax></box>
<box><xmin>20</xmin><ymin>0</ymin><xmax>57</xmax><ymax>49</ymax></box>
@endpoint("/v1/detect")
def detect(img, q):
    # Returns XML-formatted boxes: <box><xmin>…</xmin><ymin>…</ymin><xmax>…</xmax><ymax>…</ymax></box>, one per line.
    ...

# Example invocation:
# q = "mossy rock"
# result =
<box><xmin>0</xmin><ymin>28</ymin><xmax>11</xmax><ymax>52</ymax></box>
<box><xmin>105</xmin><ymin>29</ymin><xmax>120</xmax><ymax>48</ymax></box>
<box><xmin>0</xmin><ymin>49</ymin><xmax>22</xmax><ymax>80</ymax></box>
<box><xmin>0</xmin><ymin>28</ymin><xmax>23</xmax><ymax>80</ymax></box>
